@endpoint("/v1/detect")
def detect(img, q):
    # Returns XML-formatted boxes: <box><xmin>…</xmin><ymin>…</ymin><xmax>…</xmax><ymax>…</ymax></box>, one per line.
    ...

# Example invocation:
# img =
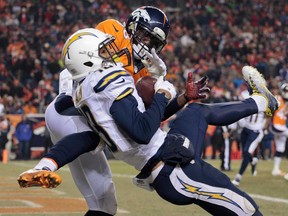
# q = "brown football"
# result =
<box><xmin>135</xmin><ymin>76</ymin><xmax>156</xmax><ymax>108</ymax></box>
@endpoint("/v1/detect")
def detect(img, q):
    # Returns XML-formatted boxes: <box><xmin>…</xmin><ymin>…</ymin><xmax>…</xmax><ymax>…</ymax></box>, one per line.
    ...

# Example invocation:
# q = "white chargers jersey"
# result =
<box><xmin>238</xmin><ymin>90</ymin><xmax>266</xmax><ymax>131</ymax></box>
<box><xmin>73</xmin><ymin>65</ymin><xmax>166</xmax><ymax>171</ymax></box>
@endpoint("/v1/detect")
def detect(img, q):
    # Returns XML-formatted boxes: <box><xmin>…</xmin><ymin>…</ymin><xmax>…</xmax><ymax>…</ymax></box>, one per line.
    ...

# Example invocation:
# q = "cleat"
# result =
<box><xmin>17</xmin><ymin>169</ymin><xmax>62</xmax><ymax>188</ymax></box>
<box><xmin>232</xmin><ymin>179</ymin><xmax>240</xmax><ymax>186</ymax></box>
<box><xmin>252</xmin><ymin>170</ymin><xmax>258</xmax><ymax>177</ymax></box>
<box><xmin>242</xmin><ymin>66</ymin><xmax>280</xmax><ymax>117</ymax></box>
<box><xmin>232</xmin><ymin>174</ymin><xmax>241</xmax><ymax>186</ymax></box>
<box><xmin>272</xmin><ymin>169</ymin><xmax>286</xmax><ymax>177</ymax></box>
<box><xmin>251</xmin><ymin>157</ymin><xmax>258</xmax><ymax>176</ymax></box>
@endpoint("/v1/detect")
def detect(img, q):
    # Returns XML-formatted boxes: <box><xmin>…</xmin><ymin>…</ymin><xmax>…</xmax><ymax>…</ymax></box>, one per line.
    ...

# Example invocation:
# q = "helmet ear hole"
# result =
<box><xmin>84</xmin><ymin>62</ymin><xmax>93</xmax><ymax>67</ymax></box>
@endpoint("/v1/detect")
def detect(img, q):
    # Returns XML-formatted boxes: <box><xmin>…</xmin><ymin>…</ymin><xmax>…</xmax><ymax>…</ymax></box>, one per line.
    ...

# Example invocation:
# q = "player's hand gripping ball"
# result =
<box><xmin>136</xmin><ymin>76</ymin><xmax>157</xmax><ymax>108</ymax></box>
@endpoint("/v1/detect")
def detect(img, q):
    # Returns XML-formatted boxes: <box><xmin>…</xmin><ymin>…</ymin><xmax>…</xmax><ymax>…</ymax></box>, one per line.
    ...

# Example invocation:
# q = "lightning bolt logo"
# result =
<box><xmin>62</xmin><ymin>32</ymin><xmax>98</xmax><ymax>62</ymax></box>
<box><xmin>177</xmin><ymin>176</ymin><xmax>243</xmax><ymax>210</ymax></box>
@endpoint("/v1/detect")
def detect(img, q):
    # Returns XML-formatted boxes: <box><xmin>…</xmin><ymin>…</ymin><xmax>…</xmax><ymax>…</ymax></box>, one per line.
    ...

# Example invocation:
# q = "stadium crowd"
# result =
<box><xmin>0</xmin><ymin>0</ymin><xmax>288</xmax><ymax>160</ymax></box>
<box><xmin>0</xmin><ymin>0</ymin><xmax>287</xmax><ymax>114</ymax></box>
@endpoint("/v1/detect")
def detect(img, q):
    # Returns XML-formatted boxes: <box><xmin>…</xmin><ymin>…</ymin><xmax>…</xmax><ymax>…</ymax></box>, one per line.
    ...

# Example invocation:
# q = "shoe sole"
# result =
<box><xmin>17</xmin><ymin>170</ymin><xmax>62</xmax><ymax>188</ymax></box>
<box><xmin>231</xmin><ymin>180</ymin><xmax>240</xmax><ymax>186</ymax></box>
<box><xmin>242</xmin><ymin>66</ymin><xmax>280</xmax><ymax>116</ymax></box>
<box><xmin>242</xmin><ymin>66</ymin><xmax>266</xmax><ymax>88</ymax></box>
<box><xmin>272</xmin><ymin>171</ymin><xmax>286</xmax><ymax>177</ymax></box>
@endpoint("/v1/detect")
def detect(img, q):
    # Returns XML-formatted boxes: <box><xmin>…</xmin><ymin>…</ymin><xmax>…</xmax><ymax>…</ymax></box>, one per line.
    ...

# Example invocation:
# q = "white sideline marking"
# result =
<box><xmin>0</xmin><ymin>200</ymin><xmax>43</xmax><ymax>208</ymax></box>
<box><xmin>250</xmin><ymin>194</ymin><xmax>288</xmax><ymax>204</ymax></box>
<box><xmin>11</xmin><ymin>162</ymin><xmax>130</xmax><ymax>213</ymax></box>
<box><xmin>0</xmin><ymin>210</ymin><xmax>130</xmax><ymax>215</ymax></box>
<box><xmin>117</xmin><ymin>208</ymin><xmax>130</xmax><ymax>213</ymax></box>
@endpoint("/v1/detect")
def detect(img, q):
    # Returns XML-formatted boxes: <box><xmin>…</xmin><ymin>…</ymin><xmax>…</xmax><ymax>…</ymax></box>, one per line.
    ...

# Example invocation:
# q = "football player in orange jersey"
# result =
<box><xmin>96</xmin><ymin>6</ymin><xmax>207</xmax><ymax>106</ymax></box>
<box><xmin>96</xmin><ymin>6</ymin><xmax>167</xmax><ymax>82</ymax></box>
<box><xmin>271</xmin><ymin>83</ymin><xmax>288</xmax><ymax>177</ymax></box>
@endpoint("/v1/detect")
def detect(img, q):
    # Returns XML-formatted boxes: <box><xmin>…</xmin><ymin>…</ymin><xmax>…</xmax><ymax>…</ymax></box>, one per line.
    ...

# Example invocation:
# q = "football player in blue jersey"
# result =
<box><xmin>232</xmin><ymin>88</ymin><xmax>268</xmax><ymax>186</ymax></box>
<box><xmin>18</xmin><ymin>28</ymin><xmax>280</xmax><ymax>215</ymax></box>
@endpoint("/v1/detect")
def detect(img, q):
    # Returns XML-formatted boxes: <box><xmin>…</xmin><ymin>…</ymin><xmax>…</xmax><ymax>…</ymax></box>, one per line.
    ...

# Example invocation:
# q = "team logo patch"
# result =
<box><xmin>177</xmin><ymin>176</ymin><xmax>241</xmax><ymax>208</ymax></box>
<box><xmin>169</xmin><ymin>166</ymin><xmax>245</xmax><ymax>212</ymax></box>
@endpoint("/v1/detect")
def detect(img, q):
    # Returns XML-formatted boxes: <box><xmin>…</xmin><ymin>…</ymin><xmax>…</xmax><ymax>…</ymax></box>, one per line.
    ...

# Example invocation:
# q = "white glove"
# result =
<box><xmin>141</xmin><ymin>48</ymin><xmax>167</xmax><ymax>78</ymax></box>
<box><xmin>154</xmin><ymin>76</ymin><xmax>176</xmax><ymax>102</ymax></box>
<box><xmin>59</xmin><ymin>69</ymin><xmax>73</xmax><ymax>95</ymax></box>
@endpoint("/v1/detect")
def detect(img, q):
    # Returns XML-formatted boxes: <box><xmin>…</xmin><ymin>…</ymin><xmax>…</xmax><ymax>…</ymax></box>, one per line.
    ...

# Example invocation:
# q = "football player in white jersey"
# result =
<box><xmin>44</xmin><ymin>68</ymin><xmax>117</xmax><ymax>216</ymax></box>
<box><xmin>232</xmin><ymin>88</ymin><xmax>268</xmax><ymax>186</ymax></box>
<box><xmin>18</xmin><ymin>28</ymin><xmax>281</xmax><ymax>215</ymax></box>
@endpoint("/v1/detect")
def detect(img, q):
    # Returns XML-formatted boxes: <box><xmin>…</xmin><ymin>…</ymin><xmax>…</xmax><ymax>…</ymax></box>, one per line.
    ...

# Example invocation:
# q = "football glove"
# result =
<box><xmin>154</xmin><ymin>76</ymin><xmax>176</xmax><ymax>101</ymax></box>
<box><xmin>185</xmin><ymin>72</ymin><xmax>210</xmax><ymax>101</ymax></box>
<box><xmin>141</xmin><ymin>48</ymin><xmax>167</xmax><ymax>78</ymax></box>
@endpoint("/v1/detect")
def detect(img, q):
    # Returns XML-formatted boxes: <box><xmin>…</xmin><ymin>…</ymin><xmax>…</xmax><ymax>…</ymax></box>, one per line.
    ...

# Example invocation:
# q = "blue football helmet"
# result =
<box><xmin>280</xmin><ymin>83</ymin><xmax>288</xmax><ymax>100</ymax></box>
<box><xmin>126</xmin><ymin>6</ymin><xmax>170</xmax><ymax>59</ymax></box>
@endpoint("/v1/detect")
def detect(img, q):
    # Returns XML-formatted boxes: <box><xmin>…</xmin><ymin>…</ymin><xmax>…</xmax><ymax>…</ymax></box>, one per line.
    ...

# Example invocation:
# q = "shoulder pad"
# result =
<box><xmin>94</xmin><ymin>69</ymin><xmax>131</xmax><ymax>93</ymax></box>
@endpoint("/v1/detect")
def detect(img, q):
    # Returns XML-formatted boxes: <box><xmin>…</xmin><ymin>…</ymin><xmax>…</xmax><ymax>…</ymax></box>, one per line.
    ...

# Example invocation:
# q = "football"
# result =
<box><xmin>135</xmin><ymin>76</ymin><xmax>156</xmax><ymax>108</ymax></box>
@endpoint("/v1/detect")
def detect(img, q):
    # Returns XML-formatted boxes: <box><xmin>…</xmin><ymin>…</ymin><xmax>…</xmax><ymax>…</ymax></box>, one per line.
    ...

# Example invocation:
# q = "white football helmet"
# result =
<box><xmin>62</xmin><ymin>28</ymin><xmax>119</xmax><ymax>82</ymax></box>
<box><xmin>280</xmin><ymin>83</ymin><xmax>288</xmax><ymax>100</ymax></box>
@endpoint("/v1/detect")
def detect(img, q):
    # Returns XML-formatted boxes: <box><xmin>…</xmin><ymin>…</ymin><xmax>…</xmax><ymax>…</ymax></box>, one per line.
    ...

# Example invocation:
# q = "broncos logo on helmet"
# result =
<box><xmin>126</xmin><ymin>6</ymin><xmax>170</xmax><ymax>59</ymax></box>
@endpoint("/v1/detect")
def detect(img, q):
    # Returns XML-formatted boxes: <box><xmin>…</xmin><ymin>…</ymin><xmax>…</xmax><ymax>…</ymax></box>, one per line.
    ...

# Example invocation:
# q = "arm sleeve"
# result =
<box><xmin>54</xmin><ymin>93</ymin><xmax>81</xmax><ymax>116</ymax></box>
<box><xmin>163</xmin><ymin>96</ymin><xmax>182</xmax><ymax>120</ymax></box>
<box><xmin>54</xmin><ymin>93</ymin><xmax>74</xmax><ymax>112</ymax></box>
<box><xmin>44</xmin><ymin>131</ymin><xmax>100</xmax><ymax>168</ymax></box>
<box><xmin>110</xmin><ymin>93</ymin><xmax>168</xmax><ymax>144</ymax></box>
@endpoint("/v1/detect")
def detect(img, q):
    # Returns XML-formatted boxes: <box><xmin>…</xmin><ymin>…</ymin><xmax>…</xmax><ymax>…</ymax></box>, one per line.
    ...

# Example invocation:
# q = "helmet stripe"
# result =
<box><xmin>62</xmin><ymin>32</ymin><xmax>98</xmax><ymax>62</ymax></box>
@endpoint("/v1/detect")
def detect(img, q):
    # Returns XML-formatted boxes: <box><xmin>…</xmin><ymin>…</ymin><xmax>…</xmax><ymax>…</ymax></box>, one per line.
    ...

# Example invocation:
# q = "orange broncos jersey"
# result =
<box><xmin>272</xmin><ymin>96</ymin><xmax>288</xmax><ymax>132</ymax></box>
<box><xmin>96</xmin><ymin>19</ymin><xmax>149</xmax><ymax>82</ymax></box>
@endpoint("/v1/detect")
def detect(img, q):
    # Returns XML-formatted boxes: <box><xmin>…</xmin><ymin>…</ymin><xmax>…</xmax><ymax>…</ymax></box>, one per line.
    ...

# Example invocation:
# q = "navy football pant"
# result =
<box><xmin>168</xmin><ymin>99</ymin><xmax>258</xmax><ymax>159</ymax></box>
<box><xmin>155</xmin><ymin>99</ymin><xmax>262</xmax><ymax>215</ymax></box>
<box><xmin>152</xmin><ymin>160</ymin><xmax>262</xmax><ymax>215</ymax></box>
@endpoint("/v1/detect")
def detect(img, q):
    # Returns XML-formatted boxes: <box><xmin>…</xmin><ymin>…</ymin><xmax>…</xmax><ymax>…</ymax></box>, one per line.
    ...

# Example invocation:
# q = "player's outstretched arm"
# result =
<box><xmin>163</xmin><ymin>72</ymin><xmax>210</xmax><ymax>120</ymax></box>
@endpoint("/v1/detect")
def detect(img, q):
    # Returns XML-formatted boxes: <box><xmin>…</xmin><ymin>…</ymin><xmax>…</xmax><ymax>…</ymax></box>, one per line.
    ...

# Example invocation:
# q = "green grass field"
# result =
<box><xmin>1</xmin><ymin>158</ymin><xmax>288</xmax><ymax>215</ymax></box>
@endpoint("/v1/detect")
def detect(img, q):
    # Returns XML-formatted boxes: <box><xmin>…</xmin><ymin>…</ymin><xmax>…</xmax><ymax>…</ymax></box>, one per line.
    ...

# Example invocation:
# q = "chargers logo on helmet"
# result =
<box><xmin>62</xmin><ymin>32</ymin><xmax>99</xmax><ymax>63</ymax></box>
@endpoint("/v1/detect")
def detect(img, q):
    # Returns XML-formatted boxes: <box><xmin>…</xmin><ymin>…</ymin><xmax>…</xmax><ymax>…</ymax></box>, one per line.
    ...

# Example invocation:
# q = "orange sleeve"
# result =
<box><xmin>272</xmin><ymin>96</ymin><xmax>286</xmax><ymax>126</ymax></box>
<box><xmin>133</xmin><ymin>67</ymin><xmax>150</xmax><ymax>83</ymax></box>
<box><xmin>96</xmin><ymin>19</ymin><xmax>134</xmax><ymax>76</ymax></box>
<box><xmin>96</xmin><ymin>19</ymin><xmax>152</xmax><ymax>83</ymax></box>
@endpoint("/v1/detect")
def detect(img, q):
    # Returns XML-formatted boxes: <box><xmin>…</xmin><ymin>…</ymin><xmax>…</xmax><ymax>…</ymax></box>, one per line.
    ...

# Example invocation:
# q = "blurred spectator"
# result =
<box><xmin>43</xmin><ymin>125</ymin><xmax>53</xmax><ymax>154</ymax></box>
<box><xmin>0</xmin><ymin>0</ymin><xmax>287</xmax><ymax>115</ymax></box>
<box><xmin>14</xmin><ymin>114</ymin><xmax>33</xmax><ymax>160</ymax></box>
<box><xmin>0</xmin><ymin>113</ymin><xmax>10</xmax><ymax>160</ymax></box>
<box><xmin>23</xmin><ymin>101</ymin><xmax>38</xmax><ymax>114</ymax></box>
<box><xmin>279</xmin><ymin>63</ymin><xmax>288</xmax><ymax>81</ymax></box>
<box><xmin>261</xmin><ymin>130</ymin><xmax>274</xmax><ymax>160</ymax></box>
<box><xmin>0</xmin><ymin>97</ymin><xmax>4</xmax><ymax>114</ymax></box>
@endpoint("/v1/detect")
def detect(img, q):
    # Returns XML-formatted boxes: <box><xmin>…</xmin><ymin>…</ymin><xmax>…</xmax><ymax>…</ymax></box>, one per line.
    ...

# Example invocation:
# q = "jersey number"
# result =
<box><xmin>79</xmin><ymin>105</ymin><xmax>118</xmax><ymax>152</ymax></box>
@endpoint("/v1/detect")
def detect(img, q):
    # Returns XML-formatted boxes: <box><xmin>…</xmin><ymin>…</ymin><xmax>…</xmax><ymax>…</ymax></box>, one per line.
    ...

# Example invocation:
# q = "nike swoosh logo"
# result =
<box><xmin>112</xmin><ymin>24</ymin><xmax>119</xmax><ymax>32</ymax></box>
<box><xmin>115</xmin><ymin>78</ymin><xmax>125</xmax><ymax>84</ymax></box>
